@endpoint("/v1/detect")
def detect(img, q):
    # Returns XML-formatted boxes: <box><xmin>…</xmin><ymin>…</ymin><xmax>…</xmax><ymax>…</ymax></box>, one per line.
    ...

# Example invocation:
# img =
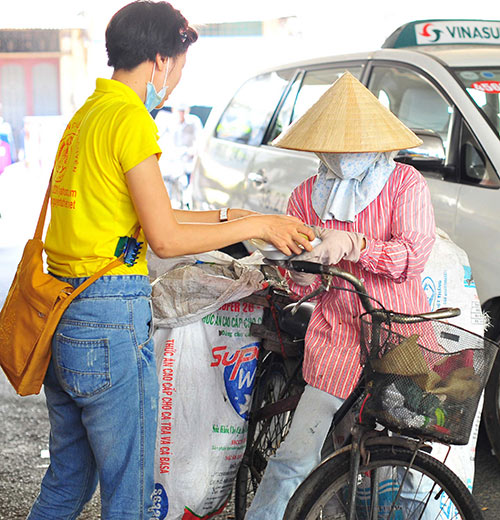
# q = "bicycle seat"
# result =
<box><xmin>278</xmin><ymin>302</ymin><xmax>315</xmax><ymax>339</ymax></box>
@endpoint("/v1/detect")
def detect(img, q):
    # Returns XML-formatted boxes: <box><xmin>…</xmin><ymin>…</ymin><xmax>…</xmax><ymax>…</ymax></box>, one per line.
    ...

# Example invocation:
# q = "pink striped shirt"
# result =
<box><xmin>287</xmin><ymin>162</ymin><xmax>435</xmax><ymax>399</ymax></box>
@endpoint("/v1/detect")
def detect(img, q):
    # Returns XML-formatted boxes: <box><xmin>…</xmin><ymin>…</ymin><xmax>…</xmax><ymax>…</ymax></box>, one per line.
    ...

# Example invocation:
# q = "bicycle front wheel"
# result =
<box><xmin>284</xmin><ymin>444</ymin><xmax>482</xmax><ymax>520</ymax></box>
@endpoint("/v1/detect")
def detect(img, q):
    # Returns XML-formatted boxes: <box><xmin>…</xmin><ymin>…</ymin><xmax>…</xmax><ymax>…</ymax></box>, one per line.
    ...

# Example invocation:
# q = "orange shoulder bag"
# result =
<box><xmin>0</xmin><ymin>175</ymin><xmax>130</xmax><ymax>396</ymax></box>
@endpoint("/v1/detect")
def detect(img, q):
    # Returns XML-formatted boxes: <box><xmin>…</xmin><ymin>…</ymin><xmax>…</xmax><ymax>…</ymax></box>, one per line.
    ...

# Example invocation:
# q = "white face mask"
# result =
<box><xmin>316</xmin><ymin>152</ymin><xmax>380</xmax><ymax>180</ymax></box>
<box><xmin>144</xmin><ymin>59</ymin><xmax>169</xmax><ymax>112</ymax></box>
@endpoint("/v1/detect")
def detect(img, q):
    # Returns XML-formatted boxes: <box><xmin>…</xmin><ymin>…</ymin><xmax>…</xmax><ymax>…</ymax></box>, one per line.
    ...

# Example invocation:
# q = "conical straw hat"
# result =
<box><xmin>272</xmin><ymin>71</ymin><xmax>423</xmax><ymax>153</ymax></box>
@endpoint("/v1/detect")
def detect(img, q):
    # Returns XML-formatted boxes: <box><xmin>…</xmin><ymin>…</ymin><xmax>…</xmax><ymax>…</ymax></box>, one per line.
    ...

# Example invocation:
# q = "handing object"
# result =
<box><xmin>298</xmin><ymin>227</ymin><xmax>365</xmax><ymax>265</ymax></box>
<box><xmin>289</xmin><ymin>227</ymin><xmax>364</xmax><ymax>286</ymax></box>
<box><xmin>245</xmin><ymin>235</ymin><xmax>321</xmax><ymax>261</ymax></box>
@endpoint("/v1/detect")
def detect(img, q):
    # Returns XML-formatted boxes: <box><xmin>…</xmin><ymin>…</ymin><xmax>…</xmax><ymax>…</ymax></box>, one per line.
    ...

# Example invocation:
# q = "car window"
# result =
<box><xmin>214</xmin><ymin>70</ymin><xmax>293</xmax><ymax>146</ymax></box>
<box><xmin>367</xmin><ymin>65</ymin><xmax>453</xmax><ymax>162</ymax></box>
<box><xmin>460</xmin><ymin>120</ymin><xmax>500</xmax><ymax>188</ymax></box>
<box><xmin>265</xmin><ymin>74</ymin><xmax>302</xmax><ymax>144</ymax></box>
<box><xmin>453</xmin><ymin>68</ymin><xmax>500</xmax><ymax>138</ymax></box>
<box><xmin>265</xmin><ymin>65</ymin><xmax>363</xmax><ymax>145</ymax></box>
<box><xmin>291</xmin><ymin>66</ymin><xmax>363</xmax><ymax>123</ymax></box>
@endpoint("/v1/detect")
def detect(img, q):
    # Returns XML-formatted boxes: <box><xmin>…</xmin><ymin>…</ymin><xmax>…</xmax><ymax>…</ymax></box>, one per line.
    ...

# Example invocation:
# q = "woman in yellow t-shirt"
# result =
<box><xmin>28</xmin><ymin>2</ymin><xmax>314</xmax><ymax>520</ymax></box>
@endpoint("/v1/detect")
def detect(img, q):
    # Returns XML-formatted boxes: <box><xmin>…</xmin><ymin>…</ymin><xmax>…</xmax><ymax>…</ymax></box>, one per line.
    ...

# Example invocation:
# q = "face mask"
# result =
<box><xmin>316</xmin><ymin>152</ymin><xmax>380</xmax><ymax>180</ymax></box>
<box><xmin>144</xmin><ymin>60</ymin><xmax>169</xmax><ymax>112</ymax></box>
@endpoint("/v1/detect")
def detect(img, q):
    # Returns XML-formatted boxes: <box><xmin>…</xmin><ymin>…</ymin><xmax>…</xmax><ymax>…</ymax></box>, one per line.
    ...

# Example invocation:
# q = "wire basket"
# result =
<box><xmin>359</xmin><ymin>315</ymin><xmax>499</xmax><ymax>445</ymax></box>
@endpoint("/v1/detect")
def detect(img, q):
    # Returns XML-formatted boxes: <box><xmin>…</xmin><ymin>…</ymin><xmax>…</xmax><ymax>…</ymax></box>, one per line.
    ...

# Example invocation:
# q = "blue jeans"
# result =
<box><xmin>245</xmin><ymin>385</ymin><xmax>344</xmax><ymax>520</ymax></box>
<box><xmin>28</xmin><ymin>275</ymin><xmax>158</xmax><ymax>520</ymax></box>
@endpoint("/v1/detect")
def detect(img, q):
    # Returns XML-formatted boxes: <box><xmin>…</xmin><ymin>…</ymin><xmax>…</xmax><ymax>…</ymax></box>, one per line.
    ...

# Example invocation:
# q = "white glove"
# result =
<box><xmin>299</xmin><ymin>227</ymin><xmax>365</xmax><ymax>265</ymax></box>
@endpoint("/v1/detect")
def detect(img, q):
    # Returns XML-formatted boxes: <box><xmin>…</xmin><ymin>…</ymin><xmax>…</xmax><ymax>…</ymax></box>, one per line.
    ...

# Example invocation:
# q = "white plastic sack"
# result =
<box><xmin>421</xmin><ymin>228</ymin><xmax>484</xmax><ymax>336</ymax></box>
<box><xmin>343</xmin><ymin>230</ymin><xmax>487</xmax><ymax>519</ymax></box>
<box><xmin>149</xmin><ymin>250</ymin><xmax>265</xmax><ymax>328</ymax></box>
<box><xmin>149</xmin><ymin>254</ymin><xmax>264</xmax><ymax>520</ymax></box>
<box><xmin>420</xmin><ymin>228</ymin><xmax>485</xmax><ymax>500</ymax></box>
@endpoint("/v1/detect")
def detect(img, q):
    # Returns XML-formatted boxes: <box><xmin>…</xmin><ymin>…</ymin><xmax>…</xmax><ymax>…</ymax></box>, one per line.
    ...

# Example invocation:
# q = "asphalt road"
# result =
<box><xmin>0</xmin><ymin>367</ymin><xmax>499</xmax><ymax>519</ymax></box>
<box><xmin>0</xmin><ymin>370</ymin><xmax>235</xmax><ymax>519</ymax></box>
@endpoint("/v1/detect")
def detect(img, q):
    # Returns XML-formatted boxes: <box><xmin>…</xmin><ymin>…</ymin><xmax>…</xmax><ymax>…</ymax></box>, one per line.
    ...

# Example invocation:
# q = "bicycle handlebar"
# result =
<box><xmin>271</xmin><ymin>259</ymin><xmax>461</xmax><ymax>323</ymax></box>
<box><xmin>288</xmin><ymin>260</ymin><xmax>375</xmax><ymax>312</ymax></box>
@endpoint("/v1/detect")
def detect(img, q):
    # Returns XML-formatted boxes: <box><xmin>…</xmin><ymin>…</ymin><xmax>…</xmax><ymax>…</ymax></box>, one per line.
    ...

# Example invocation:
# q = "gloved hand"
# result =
<box><xmin>298</xmin><ymin>227</ymin><xmax>366</xmax><ymax>265</ymax></box>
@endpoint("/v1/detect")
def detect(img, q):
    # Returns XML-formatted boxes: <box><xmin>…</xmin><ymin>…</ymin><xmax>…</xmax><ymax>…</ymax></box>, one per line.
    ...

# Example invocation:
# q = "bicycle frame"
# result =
<box><xmin>265</xmin><ymin>259</ymin><xmax>463</xmax><ymax>520</ymax></box>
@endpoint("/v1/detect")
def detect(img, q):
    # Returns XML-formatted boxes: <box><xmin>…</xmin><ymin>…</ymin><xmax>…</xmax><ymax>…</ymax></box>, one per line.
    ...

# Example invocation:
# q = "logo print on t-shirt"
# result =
<box><xmin>54</xmin><ymin>121</ymin><xmax>80</xmax><ymax>183</ymax></box>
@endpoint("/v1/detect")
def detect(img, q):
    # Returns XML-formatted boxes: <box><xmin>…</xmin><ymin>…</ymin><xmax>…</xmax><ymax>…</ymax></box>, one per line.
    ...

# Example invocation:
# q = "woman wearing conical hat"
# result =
<box><xmin>245</xmin><ymin>72</ymin><xmax>436</xmax><ymax>520</ymax></box>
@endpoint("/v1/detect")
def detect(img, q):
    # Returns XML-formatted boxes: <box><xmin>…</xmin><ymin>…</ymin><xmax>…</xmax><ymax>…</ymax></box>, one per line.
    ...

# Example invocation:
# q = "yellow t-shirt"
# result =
<box><xmin>45</xmin><ymin>78</ymin><xmax>161</xmax><ymax>277</ymax></box>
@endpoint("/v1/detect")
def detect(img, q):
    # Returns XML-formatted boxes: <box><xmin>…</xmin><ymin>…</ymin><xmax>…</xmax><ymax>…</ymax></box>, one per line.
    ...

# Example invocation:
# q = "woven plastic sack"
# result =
<box><xmin>420</xmin><ymin>229</ymin><xmax>486</xmax><ymax>497</ymax></box>
<box><xmin>148</xmin><ymin>250</ymin><xmax>264</xmax><ymax>328</ymax></box>
<box><xmin>148</xmin><ymin>251</ymin><xmax>265</xmax><ymax>519</ymax></box>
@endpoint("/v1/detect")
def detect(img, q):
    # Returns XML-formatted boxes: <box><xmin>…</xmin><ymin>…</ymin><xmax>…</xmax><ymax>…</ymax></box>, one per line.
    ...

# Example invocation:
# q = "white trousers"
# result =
<box><xmin>245</xmin><ymin>384</ymin><xmax>344</xmax><ymax>520</ymax></box>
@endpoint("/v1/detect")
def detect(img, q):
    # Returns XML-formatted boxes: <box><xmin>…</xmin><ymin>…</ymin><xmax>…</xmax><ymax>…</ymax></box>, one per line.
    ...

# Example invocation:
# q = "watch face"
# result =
<box><xmin>220</xmin><ymin>208</ymin><xmax>228</xmax><ymax>221</ymax></box>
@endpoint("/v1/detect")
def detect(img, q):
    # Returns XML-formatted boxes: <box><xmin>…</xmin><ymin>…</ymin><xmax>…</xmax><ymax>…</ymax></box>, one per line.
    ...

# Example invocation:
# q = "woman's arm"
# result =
<box><xmin>358</xmin><ymin>169</ymin><xmax>436</xmax><ymax>283</ymax></box>
<box><xmin>173</xmin><ymin>208</ymin><xmax>256</xmax><ymax>223</ymax></box>
<box><xmin>125</xmin><ymin>155</ymin><xmax>315</xmax><ymax>258</ymax></box>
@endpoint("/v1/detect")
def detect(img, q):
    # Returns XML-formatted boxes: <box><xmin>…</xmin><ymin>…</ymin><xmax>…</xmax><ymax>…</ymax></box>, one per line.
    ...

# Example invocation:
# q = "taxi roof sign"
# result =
<box><xmin>383</xmin><ymin>20</ymin><xmax>500</xmax><ymax>48</ymax></box>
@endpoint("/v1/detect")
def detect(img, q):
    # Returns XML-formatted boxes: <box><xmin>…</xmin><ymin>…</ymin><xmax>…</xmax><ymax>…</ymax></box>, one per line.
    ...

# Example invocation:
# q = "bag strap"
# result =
<box><xmin>36</xmin><ymin>170</ymin><xmax>143</xmax><ymax>301</ymax></box>
<box><xmin>34</xmin><ymin>171</ymin><xmax>53</xmax><ymax>240</ymax></box>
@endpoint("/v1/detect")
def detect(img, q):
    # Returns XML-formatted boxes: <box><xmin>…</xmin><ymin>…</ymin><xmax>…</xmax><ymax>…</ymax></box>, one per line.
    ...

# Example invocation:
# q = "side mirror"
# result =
<box><xmin>395</xmin><ymin>130</ymin><xmax>455</xmax><ymax>179</ymax></box>
<box><xmin>411</xmin><ymin>129</ymin><xmax>446</xmax><ymax>160</ymax></box>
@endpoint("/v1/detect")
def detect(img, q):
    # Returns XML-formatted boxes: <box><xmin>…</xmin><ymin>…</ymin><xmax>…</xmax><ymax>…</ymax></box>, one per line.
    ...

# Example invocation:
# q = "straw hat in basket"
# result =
<box><xmin>272</xmin><ymin>71</ymin><xmax>422</xmax><ymax>153</ymax></box>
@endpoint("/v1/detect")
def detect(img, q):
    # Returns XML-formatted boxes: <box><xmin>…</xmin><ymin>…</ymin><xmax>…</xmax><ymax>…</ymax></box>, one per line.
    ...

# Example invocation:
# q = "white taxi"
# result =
<box><xmin>191</xmin><ymin>19</ymin><xmax>500</xmax><ymax>454</ymax></box>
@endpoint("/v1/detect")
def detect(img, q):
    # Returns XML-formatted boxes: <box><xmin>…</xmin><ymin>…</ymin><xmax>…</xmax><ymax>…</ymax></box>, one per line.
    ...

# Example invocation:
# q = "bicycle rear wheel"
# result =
<box><xmin>234</xmin><ymin>357</ymin><xmax>303</xmax><ymax>519</ymax></box>
<box><xmin>284</xmin><ymin>444</ymin><xmax>482</xmax><ymax>520</ymax></box>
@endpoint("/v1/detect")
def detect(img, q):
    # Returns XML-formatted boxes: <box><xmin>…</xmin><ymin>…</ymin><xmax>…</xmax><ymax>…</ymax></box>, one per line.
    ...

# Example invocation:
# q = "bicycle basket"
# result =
<box><xmin>359</xmin><ymin>315</ymin><xmax>499</xmax><ymax>445</ymax></box>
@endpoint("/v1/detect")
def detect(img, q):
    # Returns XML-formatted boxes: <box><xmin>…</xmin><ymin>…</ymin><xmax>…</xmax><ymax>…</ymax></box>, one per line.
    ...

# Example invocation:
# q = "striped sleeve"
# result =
<box><xmin>358</xmin><ymin>165</ymin><xmax>435</xmax><ymax>283</ymax></box>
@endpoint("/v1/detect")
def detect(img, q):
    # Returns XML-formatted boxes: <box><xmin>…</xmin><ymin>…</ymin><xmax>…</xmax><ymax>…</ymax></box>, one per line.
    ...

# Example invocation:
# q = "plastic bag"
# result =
<box><xmin>149</xmin><ymin>250</ymin><xmax>264</xmax><ymax>328</ymax></box>
<box><xmin>420</xmin><ymin>228</ymin><xmax>485</xmax><ymax>495</ymax></box>
<box><xmin>149</xmin><ymin>251</ymin><xmax>264</xmax><ymax>520</ymax></box>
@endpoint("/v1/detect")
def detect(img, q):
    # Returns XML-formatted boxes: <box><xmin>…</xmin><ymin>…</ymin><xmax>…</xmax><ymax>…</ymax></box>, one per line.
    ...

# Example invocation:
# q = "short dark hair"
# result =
<box><xmin>105</xmin><ymin>1</ymin><xmax>198</xmax><ymax>70</ymax></box>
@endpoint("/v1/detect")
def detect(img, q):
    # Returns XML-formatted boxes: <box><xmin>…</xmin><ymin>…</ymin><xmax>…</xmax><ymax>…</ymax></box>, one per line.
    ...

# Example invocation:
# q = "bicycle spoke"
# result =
<box><xmin>285</xmin><ymin>446</ymin><xmax>479</xmax><ymax>520</ymax></box>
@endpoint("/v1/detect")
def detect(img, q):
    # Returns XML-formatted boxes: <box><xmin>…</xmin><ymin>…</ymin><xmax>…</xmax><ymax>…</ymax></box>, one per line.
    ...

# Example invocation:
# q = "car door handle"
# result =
<box><xmin>248</xmin><ymin>169</ymin><xmax>267</xmax><ymax>186</ymax></box>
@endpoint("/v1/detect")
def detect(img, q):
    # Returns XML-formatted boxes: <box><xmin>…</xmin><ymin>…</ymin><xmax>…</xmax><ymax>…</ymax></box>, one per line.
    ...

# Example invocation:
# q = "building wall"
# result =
<box><xmin>0</xmin><ymin>28</ymin><xmax>87</xmax><ymax>161</ymax></box>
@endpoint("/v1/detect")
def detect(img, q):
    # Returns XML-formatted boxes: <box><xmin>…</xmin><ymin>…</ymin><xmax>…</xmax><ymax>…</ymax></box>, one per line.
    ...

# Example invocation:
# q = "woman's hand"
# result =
<box><xmin>299</xmin><ymin>227</ymin><xmax>365</xmax><ymax>264</ymax></box>
<box><xmin>256</xmin><ymin>214</ymin><xmax>315</xmax><ymax>256</ymax></box>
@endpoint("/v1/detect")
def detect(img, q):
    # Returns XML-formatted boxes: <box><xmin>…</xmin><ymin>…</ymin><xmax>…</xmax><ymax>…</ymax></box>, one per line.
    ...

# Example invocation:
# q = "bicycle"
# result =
<box><xmin>238</xmin><ymin>259</ymin><xmax>499</xmax><ymax>520</ymax></box>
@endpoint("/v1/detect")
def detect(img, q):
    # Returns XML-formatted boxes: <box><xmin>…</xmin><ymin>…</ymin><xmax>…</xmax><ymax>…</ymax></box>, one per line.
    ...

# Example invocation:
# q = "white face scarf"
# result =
<box><xmin>311</xmin><ymin>152</ymin><xmax>397</xmax><ymax>222</ymax></box>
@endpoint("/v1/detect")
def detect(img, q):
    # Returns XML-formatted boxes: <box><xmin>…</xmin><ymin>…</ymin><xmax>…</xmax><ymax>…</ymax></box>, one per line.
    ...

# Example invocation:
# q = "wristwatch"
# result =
<box><xmin>219</xmin><ymin>207</ymin><xmax>229</xmax><ymax>222</ymax></box>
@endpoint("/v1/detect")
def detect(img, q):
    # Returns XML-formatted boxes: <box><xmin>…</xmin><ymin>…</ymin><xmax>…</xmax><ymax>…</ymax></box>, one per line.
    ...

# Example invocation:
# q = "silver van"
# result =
<box><xmin>191</xmin><ymin>19</ymin><xmax>500</xmax><ymax>454</ymax></box>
